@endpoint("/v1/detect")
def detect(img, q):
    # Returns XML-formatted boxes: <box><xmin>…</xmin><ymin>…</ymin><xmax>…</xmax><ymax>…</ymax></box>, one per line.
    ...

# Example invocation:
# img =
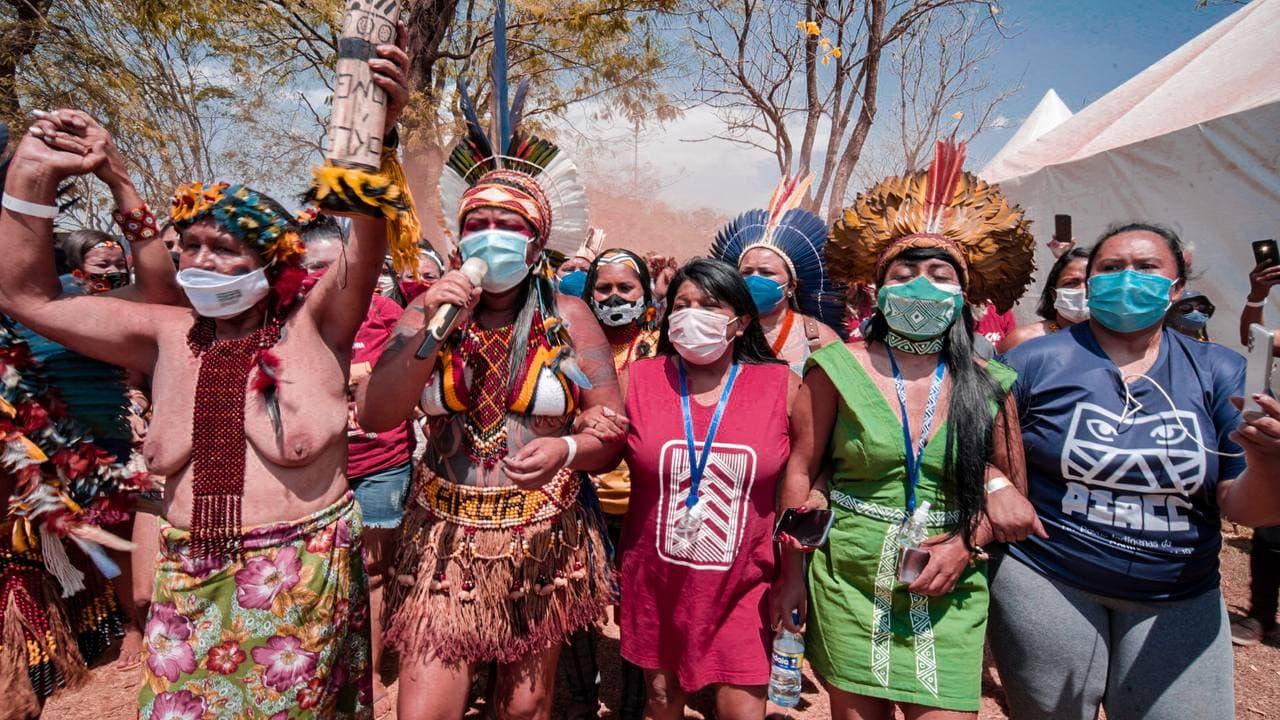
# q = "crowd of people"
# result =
<box><xmin>1</xmin><ymin>19</ymin><xmax>1280</xmax><ymax>720</ymax></box>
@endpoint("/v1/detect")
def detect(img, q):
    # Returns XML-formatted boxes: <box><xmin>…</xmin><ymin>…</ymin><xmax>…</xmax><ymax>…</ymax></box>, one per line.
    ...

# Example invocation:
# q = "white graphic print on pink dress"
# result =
<box><xmin>655</xmin><ymin>439</ymin><xmax>757</xmax><ymax>570</ymax></box>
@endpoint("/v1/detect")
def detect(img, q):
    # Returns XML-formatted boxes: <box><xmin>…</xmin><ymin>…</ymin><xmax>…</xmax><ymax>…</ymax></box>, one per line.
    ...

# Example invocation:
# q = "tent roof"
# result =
<box><xmin>978</xmin><ymin>89</ymin><xmax>1072</xmax><ymax>179</ymax></box>
<box><xmin>983</xmin><ymin>0</ymin><xmax>1280</xmax><ymax>183</ymax></box>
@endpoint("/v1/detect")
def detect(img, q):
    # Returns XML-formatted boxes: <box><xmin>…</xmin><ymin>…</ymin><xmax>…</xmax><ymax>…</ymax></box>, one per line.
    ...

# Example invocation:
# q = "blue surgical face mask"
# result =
<box><xmin>1172</xmin><ymin>310</ymin><xmax>1203</xmax><ymax>330</ymax></box>
<box><xmin>743</xmin><ymin>274</ymin><xmax>785</xmax><ymax>314</ymax></box>
<box><xmin>458</xmin><ymin>229</ymin><xmax>532</xmax><ymax>293</ymax></box>
<box><xmin>1087</xmin><ymin>269</ymin><xmax>1174</xmax><ymax>333</ymax></box>
<box><xmin>1171</xmin><ymin>309</ymin><xmax>1209</xmax><ymax>334</ymax></box>
<box><xmin>557</xmin><ymin>269</ymin><xmax>587</xmax><ymax>298</ymax></box>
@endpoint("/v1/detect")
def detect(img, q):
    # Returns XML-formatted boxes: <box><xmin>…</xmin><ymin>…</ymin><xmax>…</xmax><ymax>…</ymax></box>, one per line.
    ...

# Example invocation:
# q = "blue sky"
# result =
<box><xmin>966</xmin><ymin>0</ymin><xmax>1238</xmax><ymax>164</ymax></box>
<box><xmin>616</xmin><ymin>0</ymin><xmax>1243</xmax><ymax>213</ymax></box>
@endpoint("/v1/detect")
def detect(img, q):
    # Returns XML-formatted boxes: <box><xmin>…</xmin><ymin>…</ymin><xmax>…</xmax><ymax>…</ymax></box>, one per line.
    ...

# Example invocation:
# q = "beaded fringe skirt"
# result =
<box><xmin>384</xmin><ymin>468</ymin><xmax>613</xmax><ymax>666</ymax></box>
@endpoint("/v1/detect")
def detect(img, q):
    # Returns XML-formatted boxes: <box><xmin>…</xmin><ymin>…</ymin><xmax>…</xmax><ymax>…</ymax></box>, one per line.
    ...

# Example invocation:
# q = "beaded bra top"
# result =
<box><xmin>421</xmin><ymin>312</ymin><xmax>579</xmax><ymax>468</ymax></box>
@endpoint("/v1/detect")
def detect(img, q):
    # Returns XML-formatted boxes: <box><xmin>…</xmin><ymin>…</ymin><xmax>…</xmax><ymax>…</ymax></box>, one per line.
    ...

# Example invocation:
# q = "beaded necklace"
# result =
<box><xmin>186</xmin><ymin>316</ymin><xmax>282</xmax><ymax>559</ymax></box>
<box><xmin>769</xmin><ymin>308</ymin><xmax>796</xmax><ymax>357</ymax></box>
<box><xmin>884</xmin><ymin>330</ymin><xmax>944</xmax><ymax>355</ymax></box>
<box><xmin>459</xmin><ymin>322</ymin><xmax>517</xmax><ymax>468</ymax></box>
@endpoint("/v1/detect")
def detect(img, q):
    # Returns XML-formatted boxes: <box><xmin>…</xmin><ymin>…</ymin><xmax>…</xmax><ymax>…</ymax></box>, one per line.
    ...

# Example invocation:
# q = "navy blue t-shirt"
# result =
<box><xmin>1002</xmin><ymin>323</ymin><xmax>1245</xmax><ymax>601</ymax></box>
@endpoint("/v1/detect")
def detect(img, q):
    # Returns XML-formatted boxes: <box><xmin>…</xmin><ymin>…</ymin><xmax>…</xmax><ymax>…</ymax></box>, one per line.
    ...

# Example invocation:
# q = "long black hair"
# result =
<box><xmin>1036</xmin><ymin>247</ymin><xmax>1091</xmax><ymax>321</ymax></box>
<box><xmin>656</xmin><ymin>258</ymin><xmax>782</xmax><ymax>365</ymax></box>
<box><xmin>580</xmin><ymin>248</ymin><xmax>653</xmax><ymax>307</ymax></box>
<box><xmin>867</xmin><ymin>247</ymin><xmax>1008</xmax><ymax>549</ymax></box>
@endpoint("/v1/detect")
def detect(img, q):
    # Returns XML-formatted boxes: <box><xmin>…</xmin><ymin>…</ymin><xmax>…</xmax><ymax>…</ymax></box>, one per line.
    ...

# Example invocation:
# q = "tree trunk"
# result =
<box><xmin>825</xmin><ymin>0</ymin><xmax>885</xmax><ymax>223</ymax></box>
<box><xmin>796</xmin><ymin>0</ymin><xmax>826</xmax><ymax>211</ymax></box>
<box><xmin>404</xmin><ymin>0</ymin><xmax>461</xmax><ymax>100</ymax></box>
<box><xmin>402</xmin><ymin>0</ymin><xmax>461</xmax><ymax>253</ymax></box>
<box><xmin>0</xmin><ymin>0</ymin><xmax>53</xmax><ymax>126</ymax></box>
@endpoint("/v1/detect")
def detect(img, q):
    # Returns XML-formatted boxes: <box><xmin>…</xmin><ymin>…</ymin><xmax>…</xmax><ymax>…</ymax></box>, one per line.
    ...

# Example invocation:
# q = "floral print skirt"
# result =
<box><xmin>138</xmin><ymin>492</ymin><xmax>372</xmax><ymax>720</ymax></box>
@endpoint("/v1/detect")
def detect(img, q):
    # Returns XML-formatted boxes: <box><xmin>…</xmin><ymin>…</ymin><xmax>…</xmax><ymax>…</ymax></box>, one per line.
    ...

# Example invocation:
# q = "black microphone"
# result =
<box><xmin>414</xmin><ymin>257</ymin><xmax>487</xmax><ymax>360</ymax></box>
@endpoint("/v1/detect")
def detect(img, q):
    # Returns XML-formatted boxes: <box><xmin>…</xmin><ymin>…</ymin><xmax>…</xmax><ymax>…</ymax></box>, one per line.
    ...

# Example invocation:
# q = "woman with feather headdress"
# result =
<box><xmin>772</xmin><ymin>140</ymin><xmax>1041</xmax><ymax>717</ymax></box>
<box><xmin>356</xmin><ymin>3</ymin><xmax>622</xmax><ymax>717</ymax></box>
<box><xmin>709</xmin><ymin>175</ymin><xmax>847</xmax><ymax>374</ymax></box>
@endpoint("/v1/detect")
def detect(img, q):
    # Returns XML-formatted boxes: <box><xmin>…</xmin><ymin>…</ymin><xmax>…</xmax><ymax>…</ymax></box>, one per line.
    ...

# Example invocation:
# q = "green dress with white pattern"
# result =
<box><xmin>805</xmin><ymin>342</ymin><xmax>1015</xmax><ymax>712</ymax></box>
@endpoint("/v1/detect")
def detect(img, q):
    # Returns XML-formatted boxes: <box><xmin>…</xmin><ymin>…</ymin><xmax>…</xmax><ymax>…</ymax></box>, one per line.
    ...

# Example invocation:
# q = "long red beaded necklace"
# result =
<box><xmin>459</xmin><ymin>322</ymin><xmax>515</xmax><ymax>469</ymax></box>
<box><xmin>186</xmin><ymin>316</ymin><xmax>283</xmax><ymax>559</ymax></box>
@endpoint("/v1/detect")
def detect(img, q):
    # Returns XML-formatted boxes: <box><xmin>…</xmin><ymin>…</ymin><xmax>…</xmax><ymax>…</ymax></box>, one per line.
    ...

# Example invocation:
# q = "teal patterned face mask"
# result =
<box><xmin>876</xmin><ymin>276</ymin><xmax>964</xmax><ymax>341</ymax></box>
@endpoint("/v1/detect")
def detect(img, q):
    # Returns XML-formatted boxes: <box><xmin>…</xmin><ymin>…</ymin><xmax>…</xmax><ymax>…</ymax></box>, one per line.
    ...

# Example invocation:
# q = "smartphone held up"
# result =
<box><xmin>1253</xmin><ymin>239</ymin><xmax>1278</xmax><ymax>267</ymax></box>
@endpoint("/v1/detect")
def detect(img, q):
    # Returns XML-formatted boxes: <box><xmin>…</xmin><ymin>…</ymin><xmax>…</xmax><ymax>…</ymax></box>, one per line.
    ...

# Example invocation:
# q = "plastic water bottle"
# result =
<box><xmin>768</xmin><ymin>614</ymin><xmax>805</xmax><ymax>708</ymax></box>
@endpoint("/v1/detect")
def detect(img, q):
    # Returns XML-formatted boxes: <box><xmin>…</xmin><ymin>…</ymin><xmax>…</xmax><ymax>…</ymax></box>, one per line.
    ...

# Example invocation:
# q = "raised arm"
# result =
<box><xmin>0</xmin><ymin>119</ymin><xmax>163</xmax><ymax>374</ymax></box>
<box><xmin>303</xmin><ymin>23</ymin><xmax>411</xmax><ymax>352</ymax></box>
<box><xmin>1241</xmin><ymin>260</ymin><xmax>1278</xmax><ymax>346</ymax></box>
<box><xmin>304</xmin><ymin>213</ymin><xmax>389</xmax><ymax>352</ymax></box>
<box><xmin>24</xmin><ymin>111</ymin><xmax>180</xmax><ymax>307</ymax></box>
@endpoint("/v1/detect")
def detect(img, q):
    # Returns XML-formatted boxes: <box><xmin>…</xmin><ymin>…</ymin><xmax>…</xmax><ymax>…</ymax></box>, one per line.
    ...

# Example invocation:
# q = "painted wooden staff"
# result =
<box><xmin>328</xmin><ymin>0</ymin><xmax>401</xmax><ymax>171</ymax></box>
<box><xmin>306</xmin><ymin>0</ymin><xmax>421</xmax><ymax>273</ymax></box>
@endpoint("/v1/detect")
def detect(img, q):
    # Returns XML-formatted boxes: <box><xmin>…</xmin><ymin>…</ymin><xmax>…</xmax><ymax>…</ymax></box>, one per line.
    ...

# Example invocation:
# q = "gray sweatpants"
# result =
<box><xmin>988</xmin><ymin>552</ymin><xmax>1234</xmax><ymax>720</ymax></box>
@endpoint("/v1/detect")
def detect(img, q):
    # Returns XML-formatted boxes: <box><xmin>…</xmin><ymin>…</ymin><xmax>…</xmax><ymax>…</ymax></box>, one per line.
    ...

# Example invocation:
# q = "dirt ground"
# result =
<box><xmin>44</xmin><ymin>525</ymin><xmax>1280</xmax><ymax>719</ymax></box>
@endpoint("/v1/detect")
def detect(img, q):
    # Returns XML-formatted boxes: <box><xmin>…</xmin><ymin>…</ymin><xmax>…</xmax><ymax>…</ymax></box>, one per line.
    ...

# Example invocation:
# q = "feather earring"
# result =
<box><xmin>252</xmin><ymin>349</ymin><xmax>283</xmax><ymax>439</ymax></box>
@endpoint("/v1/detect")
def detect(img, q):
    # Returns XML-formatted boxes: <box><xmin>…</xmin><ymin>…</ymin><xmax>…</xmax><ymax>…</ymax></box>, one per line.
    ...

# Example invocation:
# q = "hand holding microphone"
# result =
<box><xmin>415</xmin><ymin>257</ymin><xmax>486</xmax><ymax>360</ymax></box>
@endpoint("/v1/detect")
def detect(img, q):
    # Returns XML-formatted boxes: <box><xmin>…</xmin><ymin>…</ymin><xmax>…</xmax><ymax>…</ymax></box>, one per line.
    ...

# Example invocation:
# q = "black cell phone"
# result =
<box><xmin>1054</xmin><ymin>214</ymin><xmax>1071</xmax><ymax>242</ymax></box>
<box><xmin>1253</xmin><ymin>239</ymin><xmax>1278</xmax><ymax>267</ymax></box>
<box><xmin>773</xmin><ymin>508</ymin><xmax>835</xmax><ymax>548</ymax></box>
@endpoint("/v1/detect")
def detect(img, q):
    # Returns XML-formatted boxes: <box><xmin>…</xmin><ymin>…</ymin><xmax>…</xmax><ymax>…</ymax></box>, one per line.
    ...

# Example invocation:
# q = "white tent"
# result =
<box><xmin>981</xmin><ymin>0</ymin><xmax>1280</xmax><ymax>344</ymax></box>
<box><xmin>979</xmin><ymin>89</ymin><xmax>1073</xmax><ymax>179</ymax></box>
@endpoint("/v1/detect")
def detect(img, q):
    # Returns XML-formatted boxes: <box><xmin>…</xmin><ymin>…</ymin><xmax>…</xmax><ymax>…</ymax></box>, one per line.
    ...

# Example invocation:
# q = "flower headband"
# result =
<box><xmin>171</xmin><ymin>182</ymin><xmax>303</xmax><ymax>267</ymax></box>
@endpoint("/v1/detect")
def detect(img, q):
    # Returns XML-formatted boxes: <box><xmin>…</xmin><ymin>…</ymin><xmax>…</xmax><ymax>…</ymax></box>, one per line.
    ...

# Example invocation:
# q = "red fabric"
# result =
<box><xmin>618</xmin><ymin>357</ymin><xmax>790</xmax><ymax>691</ymax></box>
<box><xmin>347</xmin><ymin>295</ymin><xmax>411</xmax><ymax>478</ymax></box>
<box><xmin>975</xmin><ymin>304</ymin><xmax>1016</xmax><ymax>346</ymax></box>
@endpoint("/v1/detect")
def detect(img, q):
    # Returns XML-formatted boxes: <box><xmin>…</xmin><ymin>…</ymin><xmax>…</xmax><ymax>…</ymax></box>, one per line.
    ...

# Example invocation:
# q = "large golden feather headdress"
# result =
<box><xmin>829</xmin><ymin>140</ymin><xmax>1035</xmax><ymax>313</ymax></box>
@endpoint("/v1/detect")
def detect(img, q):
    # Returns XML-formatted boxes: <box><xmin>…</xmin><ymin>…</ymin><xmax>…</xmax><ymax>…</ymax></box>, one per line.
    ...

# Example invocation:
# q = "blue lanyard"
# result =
<box><xmin>886</xmin><ymin>348</ymin><xmax>946</xmax><ymax>516</ymax></box>
<box><xmin>678</xmin><ymin>358</ymin><xmax>741</xmax><ymax>509</ymax></box>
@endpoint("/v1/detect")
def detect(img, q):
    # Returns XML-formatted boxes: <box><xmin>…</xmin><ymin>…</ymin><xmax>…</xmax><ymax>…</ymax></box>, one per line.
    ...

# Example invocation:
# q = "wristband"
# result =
<box><xmin>985</xmin><ymin>477</ymin><xmax>1013</xmax><ymax>494</ymax></box>
<box><xmin>561</xmin><ymin>435</ymin><xmax>578</xmax><ymax>469</ymax></box>
<box><xmin>112</xmin><ymin>204</ymin><xmax>159</xmax><ymax>244</ymax></box>
<box><xmin>1246</xmin><ymin>299</ymin><xmax>1267</xmax><ymax>308</ymax></box>
<box><xmin>2</xmin><ymin>193</ymin><xmax>58</xmax><ymax>219</ymax></box>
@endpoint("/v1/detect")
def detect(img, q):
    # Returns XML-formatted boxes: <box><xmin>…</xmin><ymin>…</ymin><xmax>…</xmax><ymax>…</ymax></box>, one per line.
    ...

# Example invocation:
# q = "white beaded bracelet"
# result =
<box><xmin>2</xmin><ymin>193</ymin><xmax>59</xmax><ymax>219</ymax></box>
<box><xmin>1245</xmin><ymin>299</ymin><xmax>1267</xmax><ymax>308</ymax></box>
<box><xmin>562</xmin><ymin>435</ymin><xmax>578</xmax><ymax>469</ymax></box>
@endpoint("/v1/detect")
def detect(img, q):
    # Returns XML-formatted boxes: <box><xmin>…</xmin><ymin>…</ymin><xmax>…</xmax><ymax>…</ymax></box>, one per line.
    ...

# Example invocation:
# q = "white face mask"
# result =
<box><xmin>668</xmin><ymin>308</ymin><xmax>736</xmax><ymax>364</ymax></box>
<box><xmin>1054</xmin><ymin>287</ymin><xmax>1090</xmax><ymax>323</ymax></box>
<box><xmin>176</xmin><ymin>267</ymin><xmax>270</xmax><ymax>319</ymax></box>
<box><xmin>376</xmin><ymin>273</ymin><xmax>397</xmax><ymax>297</ymax></box>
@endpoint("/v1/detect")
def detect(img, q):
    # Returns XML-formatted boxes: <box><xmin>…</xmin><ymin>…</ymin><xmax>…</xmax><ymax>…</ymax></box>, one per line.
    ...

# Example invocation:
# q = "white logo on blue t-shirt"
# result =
<box><xmin>1058</xmin><ymin>402</ymin><xmax>1205</xmax><ymax>532</ymax></box>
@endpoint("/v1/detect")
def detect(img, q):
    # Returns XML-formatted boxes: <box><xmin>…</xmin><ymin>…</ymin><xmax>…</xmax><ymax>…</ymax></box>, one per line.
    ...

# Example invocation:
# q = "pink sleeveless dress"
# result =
<box><xmin>618</xmin><ymin>356</ymin><xmax>791</xmax><ymax>691</ymax></box>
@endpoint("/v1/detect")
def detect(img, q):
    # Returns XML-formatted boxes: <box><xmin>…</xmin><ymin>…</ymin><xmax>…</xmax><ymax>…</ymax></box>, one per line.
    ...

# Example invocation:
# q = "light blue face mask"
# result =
<box><xmin>743</xmin><ymin>274</ymin><xmax>785</xmax><ymax>314</ymax></box>
<box><xmin>1087</xmin><ymin>269</ymin><xmax>1174</xmax><ymax>333</ymax></box>
<box><xmin>557</xmin><ymin>269</ymin><xmax>588</xmax><ymax>298</ymax></box>
<box><xmin>1178</xmin><ymin>310</ymin><xmax>1209</xmax><ymax>330</ymax></box>
<box><xmin>459</xmin><ymin>229</ymin><xmax>532</xmax><ymax>293</ymax></box>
